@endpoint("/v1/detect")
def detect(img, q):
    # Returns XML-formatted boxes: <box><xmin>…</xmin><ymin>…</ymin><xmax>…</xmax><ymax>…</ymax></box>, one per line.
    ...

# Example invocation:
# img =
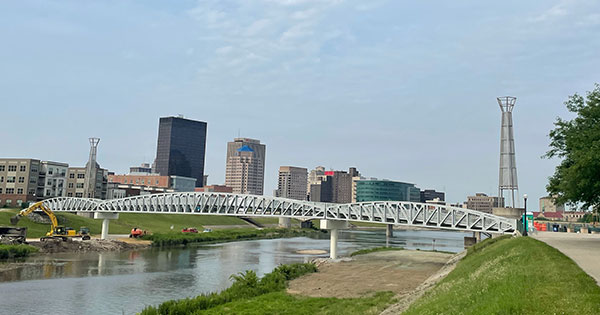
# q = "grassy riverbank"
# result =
<box><xmin>142</xmin><ymin>228</ymin><xmax>324</xmax><ymax>246</ymax></box>
<box><xmin>141</xmin><ymin>262</ymin><xmax>395</xmax><ymax>314</ymax></box>
<box><xmin>0</xmin><ymin>244</ymin><xmax>38</xmax><ymax>259</ymax></box>
<box><xmin>0</xmin><ymin>209</ymin><xmax>251</xmax><ymax>238</ymax></box>
<box><xmin>350</xmin><ymin>246</ymin><xmax>403</xmax><ymax>256</ymax></box>
<box><xmin>404</xmin><ymin>236</ymin><xmax>600</xmax><ymax>314</ymax></box>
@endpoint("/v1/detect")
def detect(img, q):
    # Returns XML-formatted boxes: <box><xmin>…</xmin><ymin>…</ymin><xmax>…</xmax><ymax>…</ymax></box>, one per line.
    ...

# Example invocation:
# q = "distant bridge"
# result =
<box><xmin>34</xmin><ymin>193</ymin><xmax>516</xmax><ymax>258</ymax></box>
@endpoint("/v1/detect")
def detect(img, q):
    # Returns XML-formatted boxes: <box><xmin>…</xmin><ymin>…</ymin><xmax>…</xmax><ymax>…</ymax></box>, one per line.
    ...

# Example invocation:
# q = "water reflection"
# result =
<box><xmin>0</xmin><ymin>229</ymin><xmax>469</xmax><ymax>315</ymax></box>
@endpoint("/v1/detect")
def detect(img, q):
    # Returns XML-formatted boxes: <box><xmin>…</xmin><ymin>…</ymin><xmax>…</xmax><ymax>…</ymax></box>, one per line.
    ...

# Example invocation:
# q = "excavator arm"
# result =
<box><xmin>10</xmin><ymin>202</ymin><xmax>59</xmax><ymax>237</ymax></box>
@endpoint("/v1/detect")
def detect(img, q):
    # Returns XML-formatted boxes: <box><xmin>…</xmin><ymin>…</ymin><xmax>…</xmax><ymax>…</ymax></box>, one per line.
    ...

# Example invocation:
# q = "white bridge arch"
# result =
<box><xmin>37</xmin><ymin>193</ymin><xmax>516</xmax><ymax>234</ymax></box>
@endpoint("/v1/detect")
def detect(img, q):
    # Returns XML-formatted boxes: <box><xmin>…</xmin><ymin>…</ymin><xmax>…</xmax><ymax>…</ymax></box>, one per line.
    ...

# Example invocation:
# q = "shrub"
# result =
<box><xmin>0</xmin><ymin>244</ymin><xmax>39</xmax><ymax>259</ymax></box>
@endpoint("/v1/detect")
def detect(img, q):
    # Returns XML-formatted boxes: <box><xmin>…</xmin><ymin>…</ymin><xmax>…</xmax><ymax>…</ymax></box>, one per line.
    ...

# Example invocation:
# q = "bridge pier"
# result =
<box><xmin>278</xmin><ymin>217</ymin><xmax>291</xmax><ymax>228</ymax></box>
<box><xmin>94</xmin><ymin>212</ymin><xmax>119</xmax><ymax>240</ymax></box>
<box><xmin>386</xmin><ymin>225</ymin><xmax>394</xmax><ymax>238</ymax></box>
<box><xmin>320</xmin><ymin>220</ymin><xmax>349</xmax><ymax>259</ymax></box>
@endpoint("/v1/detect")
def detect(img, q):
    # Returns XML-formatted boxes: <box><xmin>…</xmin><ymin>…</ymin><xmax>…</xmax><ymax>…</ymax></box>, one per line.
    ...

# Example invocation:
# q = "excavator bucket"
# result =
<box><xmin>9</xmin><ymin>215</ymin><xmax>21</xmax><ymax>225</ymax></box>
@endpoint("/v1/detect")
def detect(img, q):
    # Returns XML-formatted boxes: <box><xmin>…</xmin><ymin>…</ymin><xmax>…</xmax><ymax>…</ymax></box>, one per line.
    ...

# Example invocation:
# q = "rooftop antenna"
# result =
<box><xmin>497</xmin><ymin>96</ymin><xmax>519</xmax><ymax>208</ymax></box>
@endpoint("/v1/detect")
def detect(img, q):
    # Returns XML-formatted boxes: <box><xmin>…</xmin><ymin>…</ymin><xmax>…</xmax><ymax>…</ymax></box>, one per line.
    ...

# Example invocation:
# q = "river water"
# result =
<box><xmin>0</xmin><ymin>229</ymin><xmax>469</xmax><ymax>315</ymax></box>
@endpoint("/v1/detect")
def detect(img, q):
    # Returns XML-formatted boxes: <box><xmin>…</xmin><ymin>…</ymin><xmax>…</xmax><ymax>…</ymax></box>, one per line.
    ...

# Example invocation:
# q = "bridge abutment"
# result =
<box><xmin>320</xmin><ymin>220</ymin><xmax>349</xmax><ymax>259</ymax></box>
<box><xmin>94</xmin><ymin>212</ymin><xmax>119</xmax><ymax>240</ymax></box>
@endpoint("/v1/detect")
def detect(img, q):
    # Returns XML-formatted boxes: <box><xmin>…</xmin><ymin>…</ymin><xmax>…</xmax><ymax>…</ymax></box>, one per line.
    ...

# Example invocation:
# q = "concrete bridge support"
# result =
<box><xmin>94</xmin><ymin>212</ymin><xmax>119</xmax><ymax>240</ymax></box>
<box><xmin>386</xmin><ymin>225</ymin><xmax>394</xmax><ymax>238</ymax></box>
<box><xmin>320</xmin><ymin>220</ymin><xmax>349</xmax><ymax>259</ymax></box>
<box><xmin>278</xmin><ymin>217</ymin><xmax>291</xmax><ymax>228</ymax></box>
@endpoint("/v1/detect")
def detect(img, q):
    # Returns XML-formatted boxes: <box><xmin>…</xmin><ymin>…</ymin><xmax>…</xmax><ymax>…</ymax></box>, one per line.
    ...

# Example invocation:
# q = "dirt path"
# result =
<box><xmin>287</xmin><ymin>250</ymin><xmax>453</xmax><ymax>298</ymax></box>
<box><xmin>533</xmin><ymin>231</ymin><xmax>600</xmax><ymax>285</ymax></box>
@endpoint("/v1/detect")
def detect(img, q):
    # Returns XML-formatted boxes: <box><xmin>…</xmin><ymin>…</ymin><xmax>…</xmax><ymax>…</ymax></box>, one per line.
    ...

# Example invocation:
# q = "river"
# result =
<box><xmin>0</xmin><ymin>229</ymin><xmax>469</xmax><ymax>315</ymax></box>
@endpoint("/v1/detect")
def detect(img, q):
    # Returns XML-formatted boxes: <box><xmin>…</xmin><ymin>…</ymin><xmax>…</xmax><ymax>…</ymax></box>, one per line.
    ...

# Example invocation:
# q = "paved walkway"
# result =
<box><xmin>533</xmin><ymin>231</ymin><xmax>600</xmax><ymax>285</ymax></box>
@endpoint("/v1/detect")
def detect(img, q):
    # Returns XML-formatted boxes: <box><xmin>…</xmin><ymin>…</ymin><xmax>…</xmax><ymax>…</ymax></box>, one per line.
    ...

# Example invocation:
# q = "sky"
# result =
<box><xmin>1</xmin><ymin>0</ymin><xmax>599</xmax><ymax>208</ymax></box>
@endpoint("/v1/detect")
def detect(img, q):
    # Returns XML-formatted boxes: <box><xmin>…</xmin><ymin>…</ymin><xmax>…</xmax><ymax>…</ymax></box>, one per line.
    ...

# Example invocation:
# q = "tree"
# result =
<box><xmin>546</xmin><ymin>84</ymin><xmax>600</xmax><ymax>213</ymax></box>
<box><xmin>545</xmin><ymin>83</ymin><xmax>600</xmax><ymax>221</ymax></box>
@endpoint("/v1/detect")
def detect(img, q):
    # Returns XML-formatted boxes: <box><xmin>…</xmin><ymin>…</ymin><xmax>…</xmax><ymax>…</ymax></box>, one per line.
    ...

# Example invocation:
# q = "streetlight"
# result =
<box><xmin>523</xmin><ymin>194</ymin><xmax>528</xmax><ymax>236</ymax></box>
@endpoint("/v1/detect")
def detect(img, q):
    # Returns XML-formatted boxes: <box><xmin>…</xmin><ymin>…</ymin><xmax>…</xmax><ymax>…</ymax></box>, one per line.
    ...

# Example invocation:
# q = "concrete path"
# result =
<box><xmin>533</xmin><ymin>231</ymin><xmax>600</xmax><ymax>285</ymax></box>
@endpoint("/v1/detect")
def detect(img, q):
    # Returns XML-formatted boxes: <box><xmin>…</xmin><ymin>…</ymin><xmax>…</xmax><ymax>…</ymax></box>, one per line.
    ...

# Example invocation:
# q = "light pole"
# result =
<box><xmin>523</xmin><ymin>194</ymin><xmax>528</xmax><ymax>236</ymax></box>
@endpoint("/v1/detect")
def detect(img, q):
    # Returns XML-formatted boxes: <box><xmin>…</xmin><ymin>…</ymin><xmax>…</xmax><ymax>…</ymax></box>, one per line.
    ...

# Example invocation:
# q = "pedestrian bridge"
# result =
<box><xmin>36</xmin><ymin>192</ymin><xmax>517</xmax><ymax>234</ymax></box>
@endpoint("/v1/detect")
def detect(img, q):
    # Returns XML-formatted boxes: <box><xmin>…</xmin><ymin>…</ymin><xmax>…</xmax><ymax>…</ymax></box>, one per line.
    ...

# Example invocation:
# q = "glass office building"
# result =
<box><xmin>155</xmin><ymin>116</ymin><xmax>207</xmax><ymax>187</ymax></box>
<box><xmin>355</xmin><ymin>179</ymin><xmax>420</xmax><ymax>202</ymax></box>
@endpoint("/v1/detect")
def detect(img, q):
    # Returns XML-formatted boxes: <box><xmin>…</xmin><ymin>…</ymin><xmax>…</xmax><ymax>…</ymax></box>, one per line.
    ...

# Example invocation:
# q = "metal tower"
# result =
<box><xmin>497</xmin><ymin>97</ymin><xmax>519</xmax><ymax>208</ymax></box>
<box><xmin>84</xmin><ymin>138</ymin><xmax>100</xmax><ymax>198</ymax></box>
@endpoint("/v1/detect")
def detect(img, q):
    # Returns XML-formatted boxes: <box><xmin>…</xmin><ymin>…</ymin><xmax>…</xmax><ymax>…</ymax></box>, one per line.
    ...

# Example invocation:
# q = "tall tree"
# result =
<box><xmin>545</xmin><ymin>83</ymin><xmax>600</xmax><ymax>219</ymax></box>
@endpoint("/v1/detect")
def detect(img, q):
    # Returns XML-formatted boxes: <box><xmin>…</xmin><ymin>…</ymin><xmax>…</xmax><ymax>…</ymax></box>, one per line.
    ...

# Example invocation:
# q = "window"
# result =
<box><xmin>76</xmin><ymin>183</ymin><xmax>84</xmax><ymax>189</ymax></box>
<box><xmin>7</xmin><ymin>176</ymin><xmax>15</xmax><ymax>183</ymax></box>
<box><xmin>69</xmin><ymin>173</ymin><xmax>75</xmax><ymax>179</ymax></box>
<box><xmin>48</xmin><ymin>168</ymin><xmax>53</xmax><ymax>175</ymax></box>
<box><xmin>75</xmin><ymin>193</ymin><xmax>83</xmax><ymax>197</ymax></box>
<box><xmin>0</xmin><ymin>188</ymin><xmax>2</xmax><ymax>194</ymax></box>
<box><xmin>141</xmin><ymin>180</ymin><xmax>145</xmax><ymax>185</ymax></box>
<box><xmin>29</xmin><ymin>178</ymin><xmax>36</xmax><ymax>184</ymax></box>
<box><xmin>8</xmin><ymin>165</ymin><xmax>17</xmax><ymax>172</ymax></box>
<box><xmin>156</xmin><ymin>180</ymin><xmax>159</xmax><ymax>185</ymax></box>
<box><xmin>28</xmin><ymin>189</ymin><xmax>35</xmax><ymax>195</ymax></box>
<box><xmin>46</xmin><ymin>190</ymin><xmax>51</xmax><ymax>195</ymax></box>
<box><xmin>6</xmin><ymin>188</ymin><xmax>14</xmax><ymax>194</ymax></box>
<box><xmin>68</xmin><ymin>183</ymin><xmax>74</xmax><ymax>188</ymax></box>
<box><xmin>18</xmin><ymin>177</ymin><xmax>25</xmax><ymax>183</ymax></box>
<box><xmin>77</xmin><ymin>174</ymin><xmax>85</xmax><ymax>179</ymax></box>
<box><xmin>67</xmin><ymin>193</ymin><xmax>73</xmax><ymax>197</ymax></box>
<box><xmin>17</xmin><ymin>188</ymin><xmax>23</xmax><ymax>194</ymax></box>
<box><xmin>19</xmin><ymin>165</ymin><xmax>26</xmax><ymax>172</ymax></box>
<box><xmin>31</xmin><ymin>167</ymin><xmax>38</xmax><ymax>173</ymax></box>
<box><xmin>0</xmin><ymin>165</ymin><xmax>4</xmax><ymax>171</ymax></box>
<box><xmin>0</xmin><ymin>176</ymin><xmax>3</xmax><ymax>183</ymax></box>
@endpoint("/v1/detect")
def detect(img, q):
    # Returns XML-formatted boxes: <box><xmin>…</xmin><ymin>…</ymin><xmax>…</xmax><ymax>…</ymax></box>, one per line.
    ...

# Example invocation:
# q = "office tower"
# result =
<box><xmin>155</xmin><ymin>116</ymin><xmax>207</xmax><ymax>187</ymax></box>
<box><xmin>225</xmin><ymin>138</ymin><xmax>266</xmax><ymax>195</ymax></box>
<box><xmin>275</xmin><ymin>166</ymin><xmax>308</xmax><ymax>200</ymax></box>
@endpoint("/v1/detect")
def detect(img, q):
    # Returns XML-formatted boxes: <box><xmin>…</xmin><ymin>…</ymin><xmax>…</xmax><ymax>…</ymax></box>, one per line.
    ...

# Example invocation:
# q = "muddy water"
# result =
<box><xmin>0</xmin><ymin>229</ymin><xmax>468</xmax><ymax>315</ymax></box>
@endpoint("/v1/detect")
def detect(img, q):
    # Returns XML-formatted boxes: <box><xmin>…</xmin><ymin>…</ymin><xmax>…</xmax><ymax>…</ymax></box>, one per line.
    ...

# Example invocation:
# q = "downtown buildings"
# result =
<box><xmin>225</xmin><ymin>138</ymin><xmax>266</xmax><ymax>195</ymax></box>
<box><xmin>274</xmin><ymin>166</ymin><xmax>307</xmax><ymax>200</ymax></box>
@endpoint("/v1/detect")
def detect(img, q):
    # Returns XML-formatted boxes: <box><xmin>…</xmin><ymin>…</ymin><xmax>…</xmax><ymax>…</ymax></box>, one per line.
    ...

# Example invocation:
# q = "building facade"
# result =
<box><xmin>466</xmin><ymin>193</ymin><xmax>504</xmax><ymax>214</ymax></box>
<box><xmin>66</xmin><ymin>167</ymin><xmax>108</xmax><ymax>199</ymax></box>
<box><xmin>195</xmin><ymin>185</ymin><xmax>233</xmax><ymax>193</ymax></box>
<box><xmin>37</xmin><ymin>161</ymin><xmax>68</xmax><ymax>199</ymax></box>
<box><xmin>420</xmin><ymin>189</ymin><xmax>445</xmax><ymax>203</ymax></box>
<box><xmin>225</xmin><ymin>138</ymin><xmax>266</xmax><ymax>195</ymax></box>
<box><xmin>355</xmin><ymin>179</ymin><xmax>421</xmax><ymax>202</ymax></box>
<box><xmin>539</xmin><ymin>196</ymin><xmax>565</xmax><ymax>213</ymax></box>
<box><xmin>0</xmin><ymin>158</ymin><xmax>40</xmax><ymax>206</ymax></box>
<box><xmin>275</xmin><ymin>166</ymin><xmax>308</xmax><ymax>200</ymax></box>
<box><xmin>155</xmin><ymin>116</ymin><xmax>207</xmax><ymax>187</ymax></box>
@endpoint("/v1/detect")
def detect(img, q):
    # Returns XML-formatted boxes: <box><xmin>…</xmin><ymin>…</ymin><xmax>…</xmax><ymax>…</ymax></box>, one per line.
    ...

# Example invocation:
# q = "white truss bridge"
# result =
<box><xmin>38</xmin><ymin>192</ymin><xmax>516</xmax><ymax>234</ymax></box>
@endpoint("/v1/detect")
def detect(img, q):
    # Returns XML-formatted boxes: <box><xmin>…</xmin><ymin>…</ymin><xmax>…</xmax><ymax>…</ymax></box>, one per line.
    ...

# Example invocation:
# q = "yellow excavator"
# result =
<box><xmin>10</xmin><ymin>201</ymin><xmax>91</xmax><ymax>241</ymax></box>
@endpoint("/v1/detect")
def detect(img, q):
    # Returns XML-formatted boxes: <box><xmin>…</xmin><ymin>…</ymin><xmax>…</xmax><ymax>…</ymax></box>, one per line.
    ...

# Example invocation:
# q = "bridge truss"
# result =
<box><xmin>38</xmin><ymin>193</ymin><xmax>516</xmax><ymax>234</ymax></box>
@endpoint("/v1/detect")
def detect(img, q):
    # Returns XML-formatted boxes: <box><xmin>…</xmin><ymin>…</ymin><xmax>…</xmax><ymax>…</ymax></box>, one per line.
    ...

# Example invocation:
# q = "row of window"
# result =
<box><xmin>0</xmin><ymin>176</ymin><xmax>26</xmax><ymax>183</ymax></box>
<box><xmin>121</xmin><ymin>179</ymin><xmax>161</xmax><ymax>185</ymax></box>
<box><xmin>66</xmin><ymin>192</ymin><xmax>84</xmax><ymax>197</ymax></box>
<box><xmin>0</xmin><ymin>165</ymin><xmax>28</xmax><ymax>172</ymax></box>
<box><xmin>0</xmin><ymin>188</ymin><xmax>25</xmax><ymax>194</ymax></box>
<box><xmin>68</xmin><ymin>173</ymin><xmax>86</xmax><ymax>179</ymax></box>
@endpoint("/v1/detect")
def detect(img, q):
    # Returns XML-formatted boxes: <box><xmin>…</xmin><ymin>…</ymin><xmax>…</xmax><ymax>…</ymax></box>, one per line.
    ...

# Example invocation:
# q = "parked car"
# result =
<box><xmin>182</xmin><ymin>227</ymin><xmax>199</xmax><ymax>233</ymax></box>
<box><xmin>203</xmin><ymin>228</ymin><xmax>212</xmax><ymax>233</ymax></box>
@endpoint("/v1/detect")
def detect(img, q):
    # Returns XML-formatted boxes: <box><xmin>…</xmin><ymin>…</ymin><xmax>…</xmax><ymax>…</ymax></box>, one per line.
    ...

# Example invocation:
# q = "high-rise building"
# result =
<box><xmin>275</xmin><ymin>166</ymin><xmax>307</xmax><ymax>200</ymax></box>
<box><xmin>155</xmin><ymin>116</ymin><xmax>207</xmax><ymax>187</ymax></box>
<box><xmin>307</xmin><ymin>167</ymin><xmax>358</xmax><ymax>203</ymax></box>
<box><xmin>466</xmin><ymin>193</ymin><xmax>504</xmax><ymax>214</ymax></box>
<box><xmin>420</xmin><ymin>189</ymin><xmax>445</xmax><ymax>203</ymax></box>
<box><xmin>225</xmin><ymin>138</ymin><xmax>266</xmax><ymax>195</ymax></box>
<box><xmin>355</xmin><ymin>179</ymin><xmax>421</xmax><ymax>202</ymax></box>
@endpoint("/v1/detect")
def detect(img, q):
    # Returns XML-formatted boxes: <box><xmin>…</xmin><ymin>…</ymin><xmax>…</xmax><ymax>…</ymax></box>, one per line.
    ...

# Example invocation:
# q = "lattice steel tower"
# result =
<box><xmin>497</xmin><ymin>96</ymin><xmax>519</xmax><ymax>208</ymax></box>
<box><xmin>84</xmin><ymin>137</ymin><xmax>100</xmax><ymax>198</ymax></box>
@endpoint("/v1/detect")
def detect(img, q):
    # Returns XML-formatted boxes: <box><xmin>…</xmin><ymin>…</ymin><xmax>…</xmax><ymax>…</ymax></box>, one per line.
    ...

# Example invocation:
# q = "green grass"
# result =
<box><xmin>0</xmin><ymin>244</ymin><xmax>38</xmax><ymax>259</ymax></box>
<box><xmin>142</xmin><ymin>228</ymin><xmax>322</xmax><ymax>247</ymax></box>
<box><xmin>350</xmin><ymin>246</ymin><xmax>404</xmax><ymax>257</ymax></box>
<box><xmin>0</xmin><ymin>209</ymin><xmax>250</xmax><ymax>238</ymax></box>
<box><xmin>201</xmin><ymin>291</ymin><xmax>395</xmax><ymax>315</ymax></box>
<box><xmin>404</xmin><ymin>236</ymin><xmax>600</xmax><ymax>315</ymax></box>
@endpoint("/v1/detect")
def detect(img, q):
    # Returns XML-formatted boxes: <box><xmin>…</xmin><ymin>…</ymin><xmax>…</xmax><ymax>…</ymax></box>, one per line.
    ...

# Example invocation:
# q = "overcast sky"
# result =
<box><xmin>1</xmin><ymin>0</ymin><xmax>599</xmax><ymax>207</ymax></box>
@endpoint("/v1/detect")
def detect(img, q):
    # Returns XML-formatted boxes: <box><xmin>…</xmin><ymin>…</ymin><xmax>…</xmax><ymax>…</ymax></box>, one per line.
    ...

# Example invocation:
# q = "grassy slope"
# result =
<box><xmin>404</xmin><ymin>236</ymin><xmax>600</xmax><ymax>314</ymax></box>
<box><xmin>0</xmin><ymin>209</ymin><xmax>249</xmax><ymax>238</ymax></box>
<box><xmin>201</xmin><ymin>291</ymin><xmax>395</xmax><ymax>315</ymax></box>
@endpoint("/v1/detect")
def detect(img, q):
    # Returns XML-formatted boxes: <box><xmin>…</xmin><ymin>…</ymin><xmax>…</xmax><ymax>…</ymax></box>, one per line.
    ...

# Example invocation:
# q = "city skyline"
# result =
<box><xmin>2</xmin><ymin>1</ymin><xmax>600</xmax><ymax>204</ymax></box>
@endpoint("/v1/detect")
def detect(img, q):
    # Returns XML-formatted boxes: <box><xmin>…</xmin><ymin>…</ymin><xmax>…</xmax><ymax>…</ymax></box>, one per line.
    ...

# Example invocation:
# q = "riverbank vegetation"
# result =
<box><xmin>142</xmin><ymin>228</ymin><xmax>323</xmax><ymax>246</ymax></box>
<box><xmin>404</xmin><ymin>236</ymin><xmax>600</xmax><ymax>314</ymax></box>
<box><xmin>0</xmin><ymin>209</ymin><xmax>254</xmax><ymax>238</ymax></box>
<box><xmin>350</xmin><ymin>246</ymin><xmax>403</xmax><ymax>256</ymax></box>
<box><xmin>141</xmin><ymin>263</ymin><xmax>318</xmax><ymax>314</ymax></box>
<box><xmin>0</xmin><ymin>244</ymin><xmax>38</xmax><ymax>259</ymax></box>
<box><xmin>141</xmin><ymin>262</ymin><xmax>395</xmax><ymax>314</ymax></box>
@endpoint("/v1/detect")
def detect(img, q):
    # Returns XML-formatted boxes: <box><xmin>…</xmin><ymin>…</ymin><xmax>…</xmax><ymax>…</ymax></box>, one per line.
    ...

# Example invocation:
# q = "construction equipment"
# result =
<box><xmin>129</xmin><ymin>227</ymin><xmax>146</xmax><ymax>238</ymax></box>
<box><xmin>0</xmin><ymin>226</ymin><xmax>27</xmax><ymax>244</ymax></box>
<box><xmin>10</xmin><ymin>201</ymin><xmax>91</xmax><ymax>242</ymax></box>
